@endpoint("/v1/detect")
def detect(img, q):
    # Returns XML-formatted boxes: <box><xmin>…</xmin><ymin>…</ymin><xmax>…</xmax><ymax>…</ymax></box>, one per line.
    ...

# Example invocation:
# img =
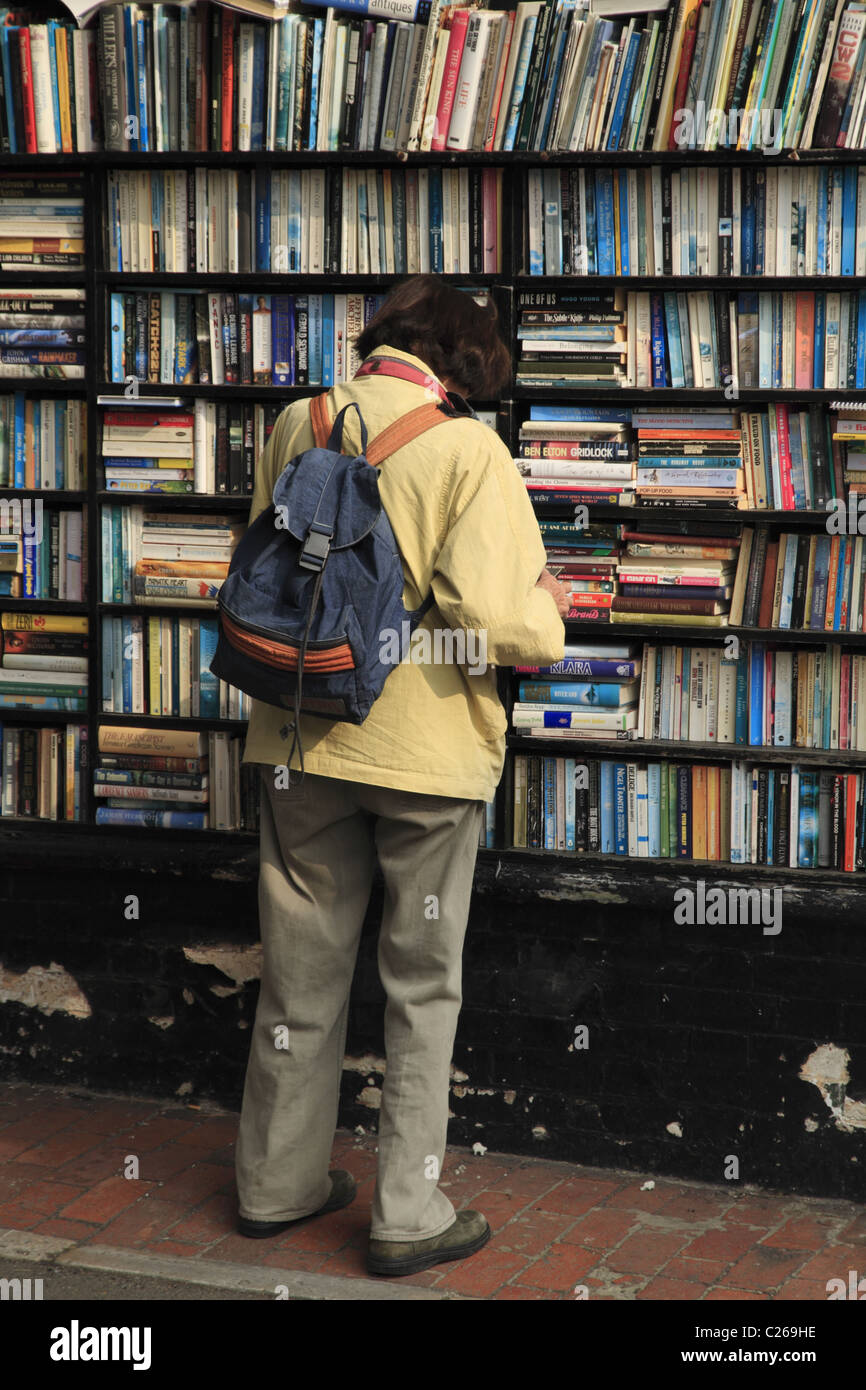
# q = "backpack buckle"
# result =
<box><xmin>299</xmin><ymin>522</ymin><xmax>333</xmax><ymax>572</ymax></box>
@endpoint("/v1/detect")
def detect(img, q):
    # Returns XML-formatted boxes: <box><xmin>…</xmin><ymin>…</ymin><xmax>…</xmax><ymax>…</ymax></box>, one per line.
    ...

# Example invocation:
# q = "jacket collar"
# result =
<box><xmin>365</xmin><ymin>346</ymin><xmax>477</xmax><ymax>419</ymax></box>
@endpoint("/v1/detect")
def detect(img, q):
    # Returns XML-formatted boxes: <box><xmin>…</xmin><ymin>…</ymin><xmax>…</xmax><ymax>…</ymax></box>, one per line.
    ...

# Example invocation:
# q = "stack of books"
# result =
<box><xmin>0</xmin><ymin>287</ymin><xmax>85</xmax><ymax>380</ymax></box>
<box><xmin>108</xmin><ymin>289</ymin><xmax>388</xmax><ymax>388</ymax></box>
<box><xmin>0</xmin><ymin>172</ymin><xmax>84</xmax><ymax>271</ymax></box>
<box><xmin>0</xmin><ymin>721</ymin><xmax>88</xmax><ymax>821</ymax></box>
<box><xmin>517</xmin><ymin>404</ymin><xmax>635</xmax><ymax>508</ymax></box>
<box><xmin>132</xmin><ymin>515</ymin><xmax>234</xmax><ymax>609</ymax></box>
<box><xmin>94</xmin><ymin>725</ymin><xmax>260</xmax><ymax>832</ymax></box>
<box><xmin>0</xmin><ymin>612</ymin><xmax>88</xmax><ymax>712</ymax></box>
<box><xmin>537</xmin><ymin>521</ymin><xmax>623</xmax><ymax>624</ymax></box>
<box><xmin>516</xmin><ymin>289</ymin><xmax>628</xmax><ymax>389</ymax></box>
<box><xmin>101</xmin><ymin>405</ymin><xmax>195</xmax><ymax>495</ymax></box>
<box><xmin>613</xmin><ymin>525</ymin><xmax>741</xmax><ymax>626</ymax></box>
<box><xmin>833</xmin><ymin>410</ymin><xmax>866</xmax><ymax>502</ymax></box>
<box><xmin>632</xmin><ymin>409</ymin><xmax>747</xmax><ymax>510</ymax></box>
<box><xmin>511</xmin><ymin>641</ymin><xmax>642</xmax><ymax>738</ymax></box>
<box><xmin>0</xmin><ymin>392</ymin><xmax>87</xmax><ymax>490</ymax></box>
<box><xmin>102</xmin><ymin>507</ymin><xmax>243</xmax><ymax>608</ymax></box>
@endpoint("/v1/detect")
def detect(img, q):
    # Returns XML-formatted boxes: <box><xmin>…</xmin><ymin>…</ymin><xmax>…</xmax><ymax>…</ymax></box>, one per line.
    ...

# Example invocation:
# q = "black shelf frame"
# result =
<box><xmin>7</xmin><ymin>150</ymin><xmax>866</xmax><ymax>168</ymax></box>
<box><xmin>506</xmin><ymin>734</ymin><xmax>866</xmax><ymax>766</ymax></box>
<box><xmin>3</xmin><ymin>145</ymin><xmax>866</xmax><ymax>873</ymax></box>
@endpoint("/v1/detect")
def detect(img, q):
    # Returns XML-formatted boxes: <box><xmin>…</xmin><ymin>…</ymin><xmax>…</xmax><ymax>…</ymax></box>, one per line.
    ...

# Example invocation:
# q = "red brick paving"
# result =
<box><xmin>0</xmin><ymin>1079</ymin><xmax>863</xmax><ymax>1301</ymax></box>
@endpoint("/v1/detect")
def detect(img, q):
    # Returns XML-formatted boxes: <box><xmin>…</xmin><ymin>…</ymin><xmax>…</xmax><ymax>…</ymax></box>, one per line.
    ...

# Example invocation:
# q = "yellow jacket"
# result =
<box><xmin>240</xmin><ymin>345</ymin><xmax>565</xmax><ymax>800</ymax></box>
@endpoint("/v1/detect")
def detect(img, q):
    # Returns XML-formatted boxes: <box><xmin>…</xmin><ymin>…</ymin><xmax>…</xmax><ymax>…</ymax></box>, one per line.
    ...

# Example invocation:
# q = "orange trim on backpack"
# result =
<box><xmin>221</xmin><ymin>613</ymin><xmax>356</xmax><ymax>672</ymax></box>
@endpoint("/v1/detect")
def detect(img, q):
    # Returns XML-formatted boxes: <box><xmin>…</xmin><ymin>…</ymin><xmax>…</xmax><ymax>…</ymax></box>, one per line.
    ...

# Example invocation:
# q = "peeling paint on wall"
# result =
<box><xmin>357</xmin><ymin>1086</ymin><xmax>382</xmax><ymax>1109</ymax></box>
<box><xmin>342</xmin><ymin>1053</ymin><xmax>387</xmax><ymax>1075</ymax></box>
<box><xmin>800</xmin><ymin>1044</ymin><xmax>866</xmax><ymax>1133</ymax></box>
<box><xmin>536</xmin><ymin>887</ymin><xmax>629</xmax><ymax>905</ymax></box>
<box><xmin>147</xmin><ymin>1015</ymin><xmax>174</xmax><ymax>1030</ymax></box>
<box><xmin>0</xmin><ymin>961</ymin><xmax>91</xmax><ymax>1018</ymax></box>
<box><xmin>182</xmin><ymin>943</ymin><xmax>263</xmax><ymax>993</ymax></box>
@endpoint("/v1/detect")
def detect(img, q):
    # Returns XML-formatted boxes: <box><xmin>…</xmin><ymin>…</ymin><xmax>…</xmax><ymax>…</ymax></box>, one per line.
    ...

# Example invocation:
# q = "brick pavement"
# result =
<box><xmin>0</xmin><ymin>1081</ymin><xmax>862</xmax><ymax>1301</ymax></box>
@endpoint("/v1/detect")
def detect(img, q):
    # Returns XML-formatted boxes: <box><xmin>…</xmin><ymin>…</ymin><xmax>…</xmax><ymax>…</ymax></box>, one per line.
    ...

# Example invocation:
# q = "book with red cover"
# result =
<box><xmin>431</xmin><ymin>7</ymin><xmax>472</xmax><ymax>152</ymax></box>
<box><xmin>17</xmin><ymin>27</ymin><xmax>38</xmax><ymax>155</ymax></box>
<box><xmin>221</xmin><ymin>9</ymin><xmax>236</xmax><ymax>153</ymax></box>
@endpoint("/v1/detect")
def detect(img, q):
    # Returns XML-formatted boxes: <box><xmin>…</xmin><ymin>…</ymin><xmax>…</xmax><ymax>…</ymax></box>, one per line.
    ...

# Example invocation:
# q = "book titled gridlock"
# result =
<box><xmin>7</xmin><ymin>1</ymin><xmax>866</xmax><ymax>154</ymax></box>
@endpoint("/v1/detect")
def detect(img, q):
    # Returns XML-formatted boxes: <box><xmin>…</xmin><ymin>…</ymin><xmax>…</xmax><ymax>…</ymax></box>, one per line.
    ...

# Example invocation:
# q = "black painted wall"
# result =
<box><xmin>1</xmin><ymin>829</ymin><xmax>864</xmax><ymax>1201</ymax></box>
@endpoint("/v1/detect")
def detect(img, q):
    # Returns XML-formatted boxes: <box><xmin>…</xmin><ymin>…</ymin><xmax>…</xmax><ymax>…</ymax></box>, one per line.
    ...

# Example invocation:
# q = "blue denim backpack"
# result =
<box><xmin>209</xmin><ymin>388</ymin><xmax>466</xmax><ymax>773</ymax></box>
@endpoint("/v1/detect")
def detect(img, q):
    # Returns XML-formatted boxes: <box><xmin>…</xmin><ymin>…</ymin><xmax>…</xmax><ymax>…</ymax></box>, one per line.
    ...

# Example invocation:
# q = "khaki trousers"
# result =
<box><xmin>235</xmin><ymin>767</ymin><xmax>484</xmax><ymax>1241</ymax></box>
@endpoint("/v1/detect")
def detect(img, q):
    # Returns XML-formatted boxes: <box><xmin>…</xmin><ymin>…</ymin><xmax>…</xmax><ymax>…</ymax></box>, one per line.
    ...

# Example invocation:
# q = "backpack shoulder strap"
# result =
<box><xmin>310</xmin><ymin>391</ymin><xmax>332</xmax><ymax>448</ymax></box>
<box><xmin>365</xmin><ymin>403</ymin><xmax>461</xmax><ymax>466</ymax></box>
<box><xmin>309</xmin><ymin>394</ymin><xmax>461</xmax><ymax>465</ymax></box>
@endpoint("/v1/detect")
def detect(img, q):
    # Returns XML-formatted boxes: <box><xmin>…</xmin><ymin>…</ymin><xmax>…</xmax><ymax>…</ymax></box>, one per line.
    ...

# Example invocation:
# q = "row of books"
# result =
<box><xmin>94</xmin><ymin>724</ymin><xmax>258</xmax><ymax>831</ymax></box>
<box><xmin>637</xmin><ymin>641</ymin><xmax>866</xmax><ymax>751</ymax></box>
<box><xmin>67</xmin><ymin>1</ymin><xmax>866</xmax><ymax>156</ymax></box>
<box><xmin>102</xmin><ymin>505</ymin><xmax>242</xmax><ymax>605</ymax></box>
<box><xmin>0</xmin><ymin>510</ymin><xmax>86</xmax><ymax>601</ymax></box>
<box><xmin>99</xmin><ymin>400</ymin><xmax>283</xmax><ymax>495</ymax></box>
<box><xmin>518</xmin><ymin>403</ymin><xmax>860</xmax><ymax>512</ymax></box>
<box><xmin>0</xmin><ymin>15</ymin><xmax>100</xmax><ymax>154</ymax></box>
<box><xmin>731</xmin><ymin>526</ymin><xmax>866</xmax><ymax>633</ymax></box>
<box><xmin>526</xmin><ymin>163</ymin><xmax>866</xmax><ymax>278</ymax></box>
<box><xmin>1</xmin><ymin>721</ymin><xmax>87</xmax><ymax>821</ymax></box>
<box><xmin>107</xmin><ymin>290</ymin><xmax>387</xmax><ymax>389</ymax></box>
<box><xmin>0</xmin><ymin>612</ymin><xmax>87</xmax><ymax>712</ymax></box>
<box><xmin>0</xmin><ymin>394</ymin><xmax>86</xmax><ymax>491</ymax></box>
<box><xmin>510</xmin><ymin>754</ymin><xmax>866</xmax><ymax>871</ymax></box>
<box><xmin>101</xmin><ymin>614</ymin><xmax>249</xmax><ymax>719</ymax></box>
<box><xmin>533</xmin><ymin>518</ymin><xmax>866</xmax><ymax>632</ymax></box>
<box><xmin>0</xmin><ymin>288</ymin><xmax>86</xmax><ymax>381</ymax></box>
<box><xmin>514</xmin><ymin>636</ymin><xmax>866</xmax><ymax>750</ymax></box>
<box><xmin>104</xmin><ymin>166</ymin><xmax>503</xmax><ymax>275</ymax></box>
<box><xmin>628</xmin><ymin>288</ymin><xmax>866</xmax><ymax>393</ymax></box>
<box><xmin>0</xmin><ymin>172</ymin><xmax>84</xmax><ymax>269</ymax></box>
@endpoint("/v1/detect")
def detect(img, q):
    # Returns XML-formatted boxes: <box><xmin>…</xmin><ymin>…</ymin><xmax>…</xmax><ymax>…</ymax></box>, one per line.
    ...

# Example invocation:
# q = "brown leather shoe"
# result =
<box><xmin>238</xmin><ymin>1170</ymin><xmax>356</xmax><ymax>1238</ymax></box>
<box><xmin>367</xmin><ymin>1209</ymin><xmax>491</xmax><ymax>1276</ymax></box>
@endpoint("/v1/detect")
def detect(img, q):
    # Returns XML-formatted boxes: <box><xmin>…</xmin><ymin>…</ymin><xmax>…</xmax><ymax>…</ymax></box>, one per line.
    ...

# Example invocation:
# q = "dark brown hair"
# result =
<box><xmin>354</xmin><ymin>274</ymin><xmax>511</xmax><ymax>399</ymax></box>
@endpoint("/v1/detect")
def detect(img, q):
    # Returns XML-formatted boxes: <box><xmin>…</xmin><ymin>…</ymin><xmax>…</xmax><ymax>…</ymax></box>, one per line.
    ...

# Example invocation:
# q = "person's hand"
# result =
<box><xmin>535</xmin><ymin>567</ymin><xmax>571</xmax><ymax>618</ymax></box>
